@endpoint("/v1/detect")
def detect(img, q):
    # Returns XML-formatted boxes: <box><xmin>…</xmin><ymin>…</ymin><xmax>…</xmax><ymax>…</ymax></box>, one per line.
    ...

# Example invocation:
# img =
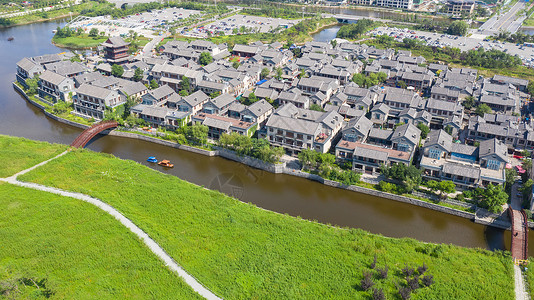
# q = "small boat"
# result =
<box><xmin>7</xmin><ymin>37</ymin><xmax>14</xmax><ymax>41</ymax></box>
<box><xmin>158</xmin><ymin>160</ymin><xmax>174</xmax><ymax>168</ymax></box>
<box><xmin>147</xmin><ymin>156</ymin><xmax>157</xmax><ymax>163</ymax></box>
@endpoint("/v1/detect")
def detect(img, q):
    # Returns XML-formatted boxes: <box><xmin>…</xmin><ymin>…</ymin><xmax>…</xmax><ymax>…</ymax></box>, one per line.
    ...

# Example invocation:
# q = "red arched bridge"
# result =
<box><xmin>70</xmin><ymin>121</ymin><xmax>118</xmax><ymax>148</ymax></box>
<box><xmin>508</xmin><ymin>207</ymin><xmax>529</xmax><ymax>262</ymax></box>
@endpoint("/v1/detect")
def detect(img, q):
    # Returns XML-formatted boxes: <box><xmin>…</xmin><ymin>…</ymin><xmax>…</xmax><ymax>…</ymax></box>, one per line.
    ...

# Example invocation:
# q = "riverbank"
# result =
<box><xmin>10</xmin><ymin>135</ymin><xmax>515</xmax><ymax>299</ymax></box>
<box><xmin>13</xmin><ymin>82</ymin><xmax>522</xmax><ymax>231</ymax></box>
<box><xmin>0</xmin><ymin>12</ymin><xmax>77</xmax><ymax>28</ymax></box>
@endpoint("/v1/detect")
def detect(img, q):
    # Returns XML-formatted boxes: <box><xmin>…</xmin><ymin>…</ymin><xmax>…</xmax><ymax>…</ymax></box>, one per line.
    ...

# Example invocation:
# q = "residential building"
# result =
<box><xmin>265</xmin><ymin>103</ymin><xmax>343</xmax><ymax>155</ymax></box>
<box><xmin>37</xmin><ymin>70</ymin><xmax>75</xmax><ymax>102</ymax></box>
<box><xmin>73</xmin><ymin>83</ymin><xmax>124</xmax><ymax>120</ymax></box>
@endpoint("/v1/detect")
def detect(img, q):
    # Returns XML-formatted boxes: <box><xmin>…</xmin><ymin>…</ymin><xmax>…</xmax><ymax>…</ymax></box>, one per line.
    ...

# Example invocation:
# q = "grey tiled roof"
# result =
<box><xmin>209</xmin><ymin>93</ymin><xmax>235</xmax><ymax>109</ymax></box>
<box><xmin>424</xmin><ymin>129</ymin><xmax>452</xmax><ymax>152</ymax></box>
<box><xmin>247</xmin><ymin>99</ymin><xmax>273</xmax><ymax>117</ymax></box>
<box><xmin>266</xmin><ymin>114</ymin><xmax>320</xmax><ymax>135</ymax></box>
<box><xmin>203</xmin><ymin>116</ymin><xmax>231</xmax><ymax>131</ymax></box>
<box><xmin>451</xmin><ymin>143</ymin><xmax>477</xmax><ymax>156</ymax></box>
<box><xmin>182</xmin><ymin>90</ymin><xmax>209</xmax><ymax>107</ymax></box>
<box><xmin>442</xmin><ymin>162</ymin><xmax>480</xmax><ymax>179</ymax></box>
<box><xmin>369</xmin><ymin>128</ymin><xmax>393</xmax><ymax>140</ymax></box>
<box><xmin>479</xmin><ymin>138</ymin><xmax>508</xmax><ymax>162</ymax></box>
<box><xmin>392</xmin><ymin>123</ymin><xmax>421</xmax><ymax>145</ymax></box>
<box><xmin>39</xmin><ymin>70</ymin><xmax>68</xmax><ymax>86</ymax></box>
<box><xmin>77</xmin><ymin>83</ymin><xmax>115</xmax><ymax>100</ymax></box>
<box><xmin>149</xmin><ymin>85</ymin><xmax>175</xmax><ymax>101</ymax></box>
<box><xmin>354</xmin><ymin>146</ymin><xmax>389</xmax><ymax>162</ymax></box>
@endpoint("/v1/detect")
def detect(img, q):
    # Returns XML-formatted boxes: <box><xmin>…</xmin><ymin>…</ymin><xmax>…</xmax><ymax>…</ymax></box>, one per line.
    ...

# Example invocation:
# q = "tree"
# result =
<box><xmin>89</xmin><ymin>28</ymin><xmax>99</xmax><ymax>37</ymax></box>
<box><xmin>260</xmin><ymin>68</ymin><xmax>270</xmax><ymax>80</ymax></box>
<box><xmin>309</xmin><ymin>104</ymin><xmax>324</xmax><ymax>112</ymax></box>
<box><xmin>417</xmin><ymin>123</ymin><xmax>430</xmax><ymax>139</ymax></box>
<box><xmin>180</xmin><ymin>76</ymin><xmax>191</xmax><ymax>93</ymax></box>
<box><xmin>298</xmin><ymin>149</ymin><xmax>318</xmax><ymax>170</ymax></box>
<box><xmin>232</xmin><ymin>60</ymin><xmax>240</xmax><ymax>69</ymax></box>
<box><xmin>244</xmin><ymin>92</ymin><xmax>258</xmax><ymax>105</ymax></box>
<box><xmin>298</xmin><ymin>69</ymin><xmax>307</xmax><ymax>79</ymax></box>
<box><xmin>475</xmin><ymin>6</ymin><xmax>488</xmax><ymax>18</ymax></box>
<box><xmin>478</xmin><ymin>184</ymin><xmax>508</xmax><ymax>213</ymax></box>
<box><xmin>463</xmin><ymin>96</ymin><xmax>476</xmax><ymax>110</ymax></box>
<box><xmin>275</xmin><ymin>67</ymin><xmax>283</xmax><ymax>80</ymax></box>
<box><xmin>179</xmin><ymin>90</ymin><xmax>189</xmax><ymax>96</ymax></box>
<box><xmin>26</xmin><ymin>75</ymin><xmax>39</xmax><ymax>95</ymax></box>
<box><xmin>133</xmin><ymin>68</ymin><xmax>143</xmax><ymax>82</ymax></box>
<box><xmin>505</xmin><ymin>168</ymin><xmax>517</xmax><ymax>194</ymax></box>
<box><xmin>209</xmin><ymin>91</ymin><xmax>221</xmax><ymax>99</ymax></box>
<box><xmin>444</xmin><ymin>125</ymin><xmax>453</xmax><ymax>135</ymax></box>
<box><xmin>528</xmin><ymin>81</ymin><xmax>534</xmax><ymax>97</ymax></box>
<box><xmin>121</xmin><ymin>95</ymin><xmax>136</xmax><ymax>120</ymax></box>
<box><xmin>475</xmin><ymin>104</ymin><xmax>492</xmax><ymax>116</ymax></box>
<box><xmin>149</xmin><ymin>79</ymin><xmax>159</xmax><ymax>90</ymax></box>
<box><xmin>447</xmin><ymin>20</ymin><xmax>468</xmax><ymax>36</ymax></box>
<box><xmin>199</xmin><ymin>52</ymin><xmax>213</xmax><ymax>66</ymax></box>
<box><xmin>111</xmin><ymin>64</ymin><xmax>124</xmax><ymax>77</ymax></box>
<box><xmin>437</xmin><ymin>180</ymin><xmax>456</xmax><ymax>199</ymax></box>
<box><xmin>330</xmin><ymin>39</ymin><xmax>337</xmax><ymax>48</ymax></box>
<box><xmin>398</xmin><ymin>80</ymin><xmax>407</xmax><ymax>89</ymax></box>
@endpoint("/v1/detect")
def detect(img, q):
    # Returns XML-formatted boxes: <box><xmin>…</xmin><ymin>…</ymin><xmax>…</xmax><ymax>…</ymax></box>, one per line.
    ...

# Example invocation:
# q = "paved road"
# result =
<box><xmin>514</xmin><ymin>264</ymin><xmax>529</xmax><ymax>300</ymax></box>
<box><xmin>0</xmin><ymin>151</ymin><xmax>222</xmax><ymax>300</ymax></box>
<box><xmin>511</xmin><ymin>181</ymin><xmax>523</xmax><ymax>211</ymax></box>
<box><xmin>0</xmin><ymin>0</ymin><xmax>81</xmax><ymax>18</ymax></box>
<box><xmin>479</xmin><ymin>1</ymin><xmax>526</xmax><ymax>34</ymax></box>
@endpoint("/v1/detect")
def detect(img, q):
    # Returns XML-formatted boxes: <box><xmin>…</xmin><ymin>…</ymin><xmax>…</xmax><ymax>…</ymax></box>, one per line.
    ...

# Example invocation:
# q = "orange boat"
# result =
<box><xmin>158</xmin><ymin>160</ymin><xmax>174</xmax><ymax>168</ymax></box>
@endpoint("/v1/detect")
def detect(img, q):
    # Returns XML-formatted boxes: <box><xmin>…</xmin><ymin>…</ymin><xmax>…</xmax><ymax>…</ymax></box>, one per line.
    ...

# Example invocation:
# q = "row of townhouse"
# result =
<box><xmin>264</xmin><ymin>103</ymin><xmax>344</xmax><ymax>155</ymax></box>
<box><xmin>420</xmin><ymin>129</ymin><xmax>508</xmax><ymax>189</ymax></box>
<box><xmin>467</xmin><ymin>114</ymin><xmax>534</xmax><ymax>150</ymax></box>
<box><xmin>335</xmin><ymin>115</ymin><xmax>421</xmax><ymax>174</ymax></box>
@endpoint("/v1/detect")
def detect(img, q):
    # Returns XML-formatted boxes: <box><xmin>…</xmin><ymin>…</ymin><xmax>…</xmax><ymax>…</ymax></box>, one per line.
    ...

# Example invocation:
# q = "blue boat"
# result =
<box><xmin>147</xmin><ymin>156</ymin><xmax>158</xmax><ymax>163</ymax></box>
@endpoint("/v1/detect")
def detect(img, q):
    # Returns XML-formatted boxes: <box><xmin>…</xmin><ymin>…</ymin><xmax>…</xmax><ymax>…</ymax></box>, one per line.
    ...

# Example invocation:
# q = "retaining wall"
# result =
<box><xmin>14</xmin><ymin>82</ymin><xmax>527</xmax><ymax>230</ymax></box>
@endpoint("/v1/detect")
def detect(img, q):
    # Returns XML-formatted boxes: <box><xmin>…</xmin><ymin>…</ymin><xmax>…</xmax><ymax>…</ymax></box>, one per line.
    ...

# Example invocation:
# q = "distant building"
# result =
<box><xmin>375</xmin><ymin>0</ymin><xmax>413</xmax><ymax>10</ymax></box>
<box><xmin>445</xmin><ymin>0</ymin><xmax>475</xmax><ymax>17</ymax></box>
<box><xmin>101</xmin><ymin>37</ymin><xmax>130</xmax><ymax>64</ymax></box>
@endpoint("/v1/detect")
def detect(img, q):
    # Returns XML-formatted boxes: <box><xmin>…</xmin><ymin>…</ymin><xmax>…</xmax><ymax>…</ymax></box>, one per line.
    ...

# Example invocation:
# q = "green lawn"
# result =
<box><xmin>0</xmin><ymin>134</ymin><xmax>66</xmax><ymax>178</ymax></box>
<box><xmin>19</xmin><ymin>147</ymin><xmax>515</xmax><ymax>299</ymax></box>
<box><xmin>0</xmin><ymin>182</ymin><xmax>201</xmax><ymax>299</ymax></box>
<box><xmin>52</xmin><ymin>34</ymin><xmax>108</xmax><ymax>49</ymax></box>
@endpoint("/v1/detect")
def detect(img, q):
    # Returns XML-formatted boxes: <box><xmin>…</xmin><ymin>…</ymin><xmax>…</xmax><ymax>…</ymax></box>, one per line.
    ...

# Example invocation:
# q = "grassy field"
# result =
<box><xmin>0</xmin><ymin>182</ymin><xmax>201</xmax><ymax>299</ymax></box>
<box><xmin>52</xmin><ymin>33</ymin><xmax>107</xmax><ymax>49</ymax></box>
<box><xmin>18</xmin><ymin>147</ymin><xmax>515</xmax><ymax>299</ymax></box>
<box><xmin>0</xmin><ymin>134</ymin><xmax>66</xmax><ymax>178</ymax></box>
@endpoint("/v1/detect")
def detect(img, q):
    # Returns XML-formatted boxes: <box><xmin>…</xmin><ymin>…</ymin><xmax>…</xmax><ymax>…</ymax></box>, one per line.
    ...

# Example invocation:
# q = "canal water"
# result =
<box><xmin>0</xmin><ymin>19</ymin><xmax>529</xmax><ymax>252</ymax></box>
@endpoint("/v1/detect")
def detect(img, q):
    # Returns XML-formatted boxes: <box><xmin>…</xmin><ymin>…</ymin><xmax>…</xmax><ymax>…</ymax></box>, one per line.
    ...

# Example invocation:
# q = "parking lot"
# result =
<box><xmin>124</xmin><ymin>7</ymin><xmax>204</xmax><ymax>29</ymax></box>
<box><xmin>67</xmin><ymin>7</ymin><xmax>205</xmax><ymax>38</ymax></box>
<box><xmin>369</xmin><ymin>27</ymin><xmax>534</xmax><ymax>68</ymax></box>
<box><xmin>183</xmin><ymin>14</ymin><xmax>301</xmax><ymax>38</ymax></box>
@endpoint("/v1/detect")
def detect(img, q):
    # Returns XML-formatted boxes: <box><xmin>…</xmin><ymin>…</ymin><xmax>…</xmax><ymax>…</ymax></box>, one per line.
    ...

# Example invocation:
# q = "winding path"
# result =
<box><xmin>0</xmin><ymin>151</ymin><xmax>221</xmax><ymax>300</ymax></box>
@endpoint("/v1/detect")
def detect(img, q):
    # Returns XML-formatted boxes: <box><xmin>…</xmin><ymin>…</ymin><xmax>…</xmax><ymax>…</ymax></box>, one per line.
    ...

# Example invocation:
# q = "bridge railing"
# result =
<box><xmin>70</xmin><ymin>121</ymin><xmax>118</xmax><ymax>148</ymax></box>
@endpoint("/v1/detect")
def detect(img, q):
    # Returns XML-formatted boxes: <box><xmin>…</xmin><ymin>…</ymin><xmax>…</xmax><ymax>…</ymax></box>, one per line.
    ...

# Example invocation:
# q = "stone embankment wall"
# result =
<box><xmin>14</xmin><ymin>82</ymin><xmax>523</xmax><ymax>230</ymax></box>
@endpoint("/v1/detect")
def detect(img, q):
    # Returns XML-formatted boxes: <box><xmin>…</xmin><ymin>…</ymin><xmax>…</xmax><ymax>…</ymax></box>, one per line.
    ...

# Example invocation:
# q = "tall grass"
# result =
<box><xmin>0</xmin><ymin>134</ymin><xmax>66</xmax><ymax>178</ymax></box>
<box><xmin>19</xmin><ymin>148</ymin><xmax>515</xmax><ymax>299</ymax></box>
<box><xmin>0</xmin><ymin>182</ymin><xmax>201</xmax><ymax>299</ymax></box>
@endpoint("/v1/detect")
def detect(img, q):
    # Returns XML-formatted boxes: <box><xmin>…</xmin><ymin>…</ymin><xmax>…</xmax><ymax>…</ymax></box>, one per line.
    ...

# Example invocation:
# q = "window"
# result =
<box><xmin>486</xmin><ymin>159</ymin><xmax>500</xmax><ymax>170</ymax></box>
<box><xmin>428</xmin><ymin>149</ymin><xmax>441</xmax><ymax>159</ymax></box>
<box><xmin>397</xmin><ymin>143</ymin><xmax>410</xmax><ymax>152</ymax></box>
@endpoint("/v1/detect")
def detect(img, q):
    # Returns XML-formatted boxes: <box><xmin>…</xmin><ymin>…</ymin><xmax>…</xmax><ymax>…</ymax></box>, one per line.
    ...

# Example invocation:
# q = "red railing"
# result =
<box><xmin>70</xmin><ymin>121</ymin><xmax>118</xmax><ymax>148</ymax></box>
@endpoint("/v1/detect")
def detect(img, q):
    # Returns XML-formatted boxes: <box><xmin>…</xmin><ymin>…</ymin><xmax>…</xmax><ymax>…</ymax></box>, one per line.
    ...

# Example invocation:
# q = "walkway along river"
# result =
<box><xmin>1</xmin><ymin>18</ymin><xmax>531</xmax><ymax>252</ymax></box>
